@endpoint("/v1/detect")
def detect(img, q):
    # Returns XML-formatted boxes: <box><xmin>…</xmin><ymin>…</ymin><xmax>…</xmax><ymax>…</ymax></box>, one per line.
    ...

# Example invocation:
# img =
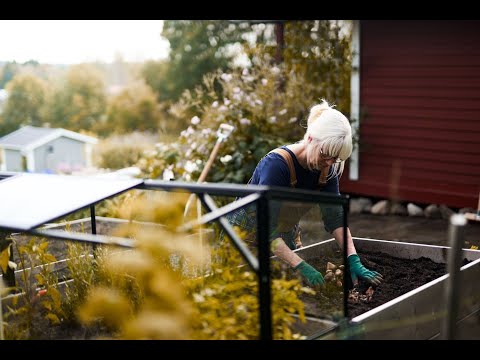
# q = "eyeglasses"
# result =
<box><xmin>320</xmin><ymin>149</ymin><xmax>343</xmax><ymax>163</ymax></box>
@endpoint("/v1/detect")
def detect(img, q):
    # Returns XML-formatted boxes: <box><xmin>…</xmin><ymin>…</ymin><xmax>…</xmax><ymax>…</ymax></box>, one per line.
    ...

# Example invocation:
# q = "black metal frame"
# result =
<box><xmin>0</xmin><ymin>173</ymin><xmax>350</xmax><ymax>340</ymax></box>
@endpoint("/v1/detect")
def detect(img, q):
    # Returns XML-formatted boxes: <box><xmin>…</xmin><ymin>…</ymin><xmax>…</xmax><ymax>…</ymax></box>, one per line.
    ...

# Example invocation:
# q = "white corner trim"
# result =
<box><xmin>85</xmin><ymin>143</ymin><xmax>93</xmax><ymax>167</ymax></box>
<box><xmin>0</xmin><ymin>148</ymin><xmax>5</xmax><ymax>171</ymax></box>
<box><xmin>25</xmin><ymin>150</ymin><xmax>35</xmax><ymax>172</ymax></box>
<box><xmin>349</xmin><ymin>20</ymin><xmax>360</xmax><ymax>181</ymax></box>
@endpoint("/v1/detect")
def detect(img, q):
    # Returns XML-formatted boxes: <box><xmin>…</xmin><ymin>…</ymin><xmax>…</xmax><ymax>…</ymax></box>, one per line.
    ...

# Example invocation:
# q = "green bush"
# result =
<box><xmin>137</xmin><ymin>57</ymin><xmax>311</xmax><ymax>183</ymax></box>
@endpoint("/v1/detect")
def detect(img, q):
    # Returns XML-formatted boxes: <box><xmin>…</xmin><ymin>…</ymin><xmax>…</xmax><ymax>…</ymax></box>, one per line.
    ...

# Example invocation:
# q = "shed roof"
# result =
<box><xmin>0</xmin><ymin>125</ymin><xmax>97</xmax><ymax>151</ymax></box>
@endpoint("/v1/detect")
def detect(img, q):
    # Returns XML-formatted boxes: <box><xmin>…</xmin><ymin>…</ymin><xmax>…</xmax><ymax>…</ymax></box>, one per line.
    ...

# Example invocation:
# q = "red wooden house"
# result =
<box><xmin>341</xmin><ymin>20</ymin><xmax>480</xmax><ymax>209</ymax></box>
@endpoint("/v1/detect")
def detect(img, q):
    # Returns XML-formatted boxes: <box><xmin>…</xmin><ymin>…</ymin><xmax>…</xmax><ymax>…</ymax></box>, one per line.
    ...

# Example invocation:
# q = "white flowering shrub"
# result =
<box><xmin>137</xmin><ymin>57</ymin><xmax>326</xmax><ymax>184</ymax></box>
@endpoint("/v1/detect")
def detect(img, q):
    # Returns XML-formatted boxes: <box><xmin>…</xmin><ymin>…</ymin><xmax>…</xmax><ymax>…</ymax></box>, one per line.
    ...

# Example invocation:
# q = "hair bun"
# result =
<box><xmin>307</xmin><ymin>100</ymin><xmax>332</xmax><ymax>126</ymax></box>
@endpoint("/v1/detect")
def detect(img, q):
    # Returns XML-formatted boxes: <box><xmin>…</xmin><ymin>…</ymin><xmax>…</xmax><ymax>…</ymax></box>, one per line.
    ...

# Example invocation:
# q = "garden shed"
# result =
<box><xmin>0</xmin><ymin>125</ymin><xmax>97</xmax><ymax>173</ymax></box>
<box><xmin>343</xmin><ymin>20</ymin><xmax>480</xmax><ymax>209</ymax></box>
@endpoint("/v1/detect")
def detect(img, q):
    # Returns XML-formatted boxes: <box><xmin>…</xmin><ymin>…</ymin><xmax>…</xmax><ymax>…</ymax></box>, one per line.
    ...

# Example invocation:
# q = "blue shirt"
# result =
<box><xmin>249</xmin><ymin>146</ymin><xmax>339</xmax><ymax>194</ymax></box>
<box><xmin>249</xmin><ymin>146</ymin><xmax>345</xmax><ymax>234</ymax></box>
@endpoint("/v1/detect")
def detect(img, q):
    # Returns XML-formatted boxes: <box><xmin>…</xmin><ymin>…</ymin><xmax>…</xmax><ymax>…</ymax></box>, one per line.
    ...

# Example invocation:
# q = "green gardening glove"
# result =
<box><xmin>348</xmin><ymin>254</ymin><xmax>383</xmax><ymax>286</ymax></box>
<box><xmin>294</xmin><ymin>261</ymin><xmax>325</xmax><ymax>286</ymax></box>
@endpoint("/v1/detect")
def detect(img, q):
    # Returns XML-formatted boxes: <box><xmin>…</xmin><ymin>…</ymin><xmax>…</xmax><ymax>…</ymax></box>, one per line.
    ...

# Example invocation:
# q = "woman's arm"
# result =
<box><xmin>332</xmin><ymin>226</ymin><xmax>357</xmax><ymax>257</ymax></box>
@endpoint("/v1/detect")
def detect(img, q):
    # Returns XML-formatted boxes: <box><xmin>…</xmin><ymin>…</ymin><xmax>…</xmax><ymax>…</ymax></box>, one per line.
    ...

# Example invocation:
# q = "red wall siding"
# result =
<box><xmin>341</xmin><ymin>20</ymin><xmax>480</xmax><ymax>209</ymax></box>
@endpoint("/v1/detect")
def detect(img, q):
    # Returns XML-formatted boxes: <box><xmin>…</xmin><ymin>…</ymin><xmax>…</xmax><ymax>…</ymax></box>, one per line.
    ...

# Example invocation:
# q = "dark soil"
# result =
<box><xmin>288</xmin><ymin>250</ymin><xmax>448</xmax><ymax>320</ymax></box>
<box><xmin>346</xmin><ymin>252</ymin><xmax>446</xmax><ymax>318</ymax></box>
<box><xmin>284</xmin><ymin>250</ymin><xmax>452</xmax><ymax>338</ymax></box>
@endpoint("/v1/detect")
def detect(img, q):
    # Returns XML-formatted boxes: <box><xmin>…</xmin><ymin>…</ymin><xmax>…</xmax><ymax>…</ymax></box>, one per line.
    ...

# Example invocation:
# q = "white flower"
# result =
<box><xmin>184</xmin><ymin>160</ymin><xmax>197</xmax><ymax>173</ymax></box>
<box><xmin>219</xmin><ymin>105</ymin><xmax>228</xmax><ymax>112</ymax></box>
<box><xmin>220</xmin><ymin>73</ymin><xmax>232</xmax><ymax>82</ymax></box>
<box><xmin>162</xmin><ymin>168</ymin><xmax>174</xmax><ymax>181</ymax></box>
<box><xmin>203</xmin><ymin>288</ymin><xmax>215</xmax><ymax>296</ymax></box>
<box><xmin>261</xmin><ymin>78</ymin><xmax>268</xmax><ymax>86</ymax></box>
<box><xmin>279</xmin><ymin>109</ymin><xmax>287</xmax><ymax>115</ymax></box>
<box><xmin>268</xmin><ymin>116</ymin><xmax>277</xmax><ymax>123</ymax></box>
<box><xmin>191</xmin><ymin>116</ymin><xmax>200</xmax><ymax>125</ymax></box>
<box><xmin>289</xmin><ymin>117</ymin><xmax>298</xmax><ymax>123</ymax></box>
<box><xmin>239</xmin><ymin>118</ymin><xmax>251</xmax><ymax>125</ymax></box>
<box><xmin>212</xmin><ymin>101</ymin><xmax>219</xmax><ymax>108</ymax></box>
<box><xmin>220</xmin><ymin>155</ymin><xmax>233</xmax><ymax>164</ymax></box>
<box><xmin>271</xmin><ymin>66</ymin><xmax>280</xmax><ymax>74</ymax></box>
<box><xmin>255</xmin><ymin>99</ymin><xmax>263</xmax><ymax>106</ymax></box>
<box><xmin>242</xmin><ymin>68</ymin><xmax>249</xmax><ymax>76</ymax></box>
<box><xmin>182</xmin><ymin>126</ymin><xmax>195</xmax><ymax>138</ymax></box>
<box><xmin>193</xmin><ymin>293</ymin><xmax>205</xmax><ymax>302</ymax></box>
<box><xmin>224</xmin><ymin>99</ymin><xmax>231</xmax><ymax>106</ymax></box>
<box><xmin>236</xmin><ymin>304</ymin><xmax>247</xmax><ymax>313</ymax></box>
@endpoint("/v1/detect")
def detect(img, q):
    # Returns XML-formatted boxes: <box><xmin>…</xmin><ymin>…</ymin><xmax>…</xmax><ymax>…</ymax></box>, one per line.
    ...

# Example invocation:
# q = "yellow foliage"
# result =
<box><xmin>0</xmin><ymin>246</ymin><xmax>10</xmax><ymax>274</ymax></box>
<box><xmin>78</xmin><ymin>287</ymin><xmax>131</xmax><ymax>329</ymax></box>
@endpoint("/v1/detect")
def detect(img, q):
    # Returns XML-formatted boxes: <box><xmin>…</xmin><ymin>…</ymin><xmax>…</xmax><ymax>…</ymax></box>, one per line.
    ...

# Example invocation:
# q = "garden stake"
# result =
<box><xmin>183</xmin><ymin>123</ymin><xmax>235</xmax><ymax>218</ymax></box>
<box><xmin>183</xmin><ymin>124</ymin><xmax>234</xmax><ymax>273</ymax></box>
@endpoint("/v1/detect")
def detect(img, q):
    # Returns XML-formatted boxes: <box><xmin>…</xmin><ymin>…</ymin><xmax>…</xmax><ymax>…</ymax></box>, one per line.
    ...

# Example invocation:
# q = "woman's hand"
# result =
<box><xmin>348</xmin><ymin>254</ymin><xmax>383</xmax><ymax>286</ymax></box>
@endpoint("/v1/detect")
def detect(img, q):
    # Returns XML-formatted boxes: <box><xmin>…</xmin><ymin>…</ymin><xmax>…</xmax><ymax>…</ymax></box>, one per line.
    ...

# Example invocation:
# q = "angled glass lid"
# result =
<box><xmin>0</xmin><ymin>173</ymin><xmax>143</xmax><ymax>231</ymax></box>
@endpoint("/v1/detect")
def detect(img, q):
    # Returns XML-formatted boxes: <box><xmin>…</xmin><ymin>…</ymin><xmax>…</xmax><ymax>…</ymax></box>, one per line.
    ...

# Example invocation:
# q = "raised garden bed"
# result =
<box><xmin>287</xmin><ymin>238</ymin><xmax>480</xmax><ymax>339</ymax></box>
<box><xmin>4</xmin><ymin>218</ymin><xmax>480</xmax><ymax>340</ymax></box>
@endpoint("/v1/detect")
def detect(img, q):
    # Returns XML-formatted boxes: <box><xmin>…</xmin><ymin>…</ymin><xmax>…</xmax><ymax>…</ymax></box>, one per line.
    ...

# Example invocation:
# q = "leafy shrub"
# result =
<box><xmin>94</xmin><ymin>132</ymin><xmax>159</xmax><ymax>170</ymax></box>
<box><xmin>137</xmin><ymin>50</ymin><xmax>351</xmax><ymax>184</ymax></box>
<box><xmin>186</xmin><ymin>238</ymin><xmax>313</xmax><ymax>340</ymax></box>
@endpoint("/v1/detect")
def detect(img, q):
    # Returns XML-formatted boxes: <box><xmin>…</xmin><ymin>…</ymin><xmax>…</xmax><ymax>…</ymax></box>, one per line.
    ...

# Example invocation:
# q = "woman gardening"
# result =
<box><xmin>224</xmin><ymin>100</ymin><xmax>383</xmax><ymax>288</ymax></box>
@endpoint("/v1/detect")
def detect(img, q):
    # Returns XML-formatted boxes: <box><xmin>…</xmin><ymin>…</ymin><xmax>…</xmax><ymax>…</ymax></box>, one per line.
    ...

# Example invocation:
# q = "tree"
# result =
<box><xmin>47</xmin><ymin>64</ymin><xmax>107</xmax><ymax>132</ymax></box>
<box><xmin>137</xmin><ymin>21</ymin><xmax>353</xmax><ymax>185</ymax></box>
<box><xmin>100</xmin><ymin>81</ymin><xmax>162</xmax><ymax>135</ymax></box>
<box><xmin>241</xmin><ymin>20</ymin><xmax>351</xmax><ymax>113</ymax></box>
<box><xmin>282</xmin><ymin>20</ymin><xmax>352</xmax><ymax>113</ymax></box>
<box><xmin>142</xmin><ymin>20</ymin><xmax>248</xmax><ymax>102</ymax></box>
<box><xmin>0</xmin><ymin>73</ymin><xmax>50</xmax><ymax>135</ymax></box>
<box><xmin>0</xmin><ymin>61</ymin><xmax>19</xmax><ymax>89</ymax></box>
<box><xmin>140</xmin><ymin>60</ymin><xmax>169</xmax><ymax>101</ymax></box>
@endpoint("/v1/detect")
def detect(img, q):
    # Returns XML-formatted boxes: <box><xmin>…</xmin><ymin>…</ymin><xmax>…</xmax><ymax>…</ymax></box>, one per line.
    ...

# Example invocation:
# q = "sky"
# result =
<box><xmin>0</xmin><ymin>20</ymin><xmax>170</xmax><ymax>65</ymax></box>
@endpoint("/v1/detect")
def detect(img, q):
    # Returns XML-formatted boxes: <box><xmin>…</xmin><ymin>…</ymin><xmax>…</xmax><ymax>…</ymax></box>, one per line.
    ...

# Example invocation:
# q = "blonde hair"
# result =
<box><xmin>302</xmin><ymin>99</ymin><xmax>353</xmax><ymax>179</ymax></box>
